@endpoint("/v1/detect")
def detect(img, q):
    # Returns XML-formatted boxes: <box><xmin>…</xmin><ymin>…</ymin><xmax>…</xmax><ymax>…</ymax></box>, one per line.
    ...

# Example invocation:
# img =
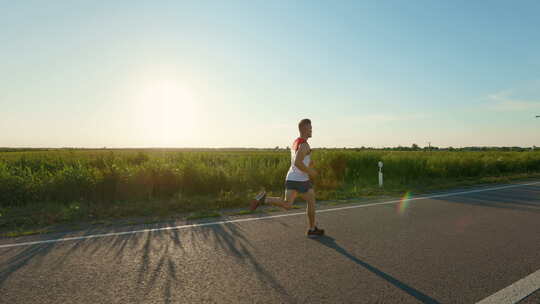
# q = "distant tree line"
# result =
<box><xmin>314</xmin><ymin>144</ymin><xmax>537</xmax><ymax>152</ymax></box>
<box><xmin>1</xmin><ymin>145</ymin><xmax>537</xmax><ymax>153</ymax></box>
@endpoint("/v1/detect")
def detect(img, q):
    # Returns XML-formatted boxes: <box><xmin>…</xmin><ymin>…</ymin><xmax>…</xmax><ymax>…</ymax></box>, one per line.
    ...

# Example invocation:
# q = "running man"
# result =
<box><xmin>250</xmin><ymin>118</ymin><xmax>325</xmax><ymax>237</ymax></box>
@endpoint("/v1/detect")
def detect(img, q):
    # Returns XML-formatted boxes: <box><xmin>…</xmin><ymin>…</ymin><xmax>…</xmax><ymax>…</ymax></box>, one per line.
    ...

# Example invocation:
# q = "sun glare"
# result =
<box><xmin>133</xmin><ymin>80</ymin><xmax>200</xmax><ymax>146</ymax></box>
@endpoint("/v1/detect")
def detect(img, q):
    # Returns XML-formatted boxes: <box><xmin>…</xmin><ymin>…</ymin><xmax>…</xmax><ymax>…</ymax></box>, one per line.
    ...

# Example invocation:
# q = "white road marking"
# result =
<box><xmin>1</xmin><ymin>181</ymin><xmax>539</xmax><ymax>249</ymax></box>
<box><xmin>476</xmin><ymin>268</ymin><xmax>540</xmax><ymax>304</ymax></box>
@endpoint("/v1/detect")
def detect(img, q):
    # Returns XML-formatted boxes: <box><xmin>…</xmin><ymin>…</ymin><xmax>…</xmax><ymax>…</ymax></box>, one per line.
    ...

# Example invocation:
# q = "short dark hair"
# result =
<box><xmin>298</xmin><ymin>118</ymin><xmax>311</xmax><ymax>131</ymax></box>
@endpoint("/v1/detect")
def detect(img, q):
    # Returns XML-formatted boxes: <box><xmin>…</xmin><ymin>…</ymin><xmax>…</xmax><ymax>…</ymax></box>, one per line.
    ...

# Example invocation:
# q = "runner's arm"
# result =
<box><xmin>295</xmin><ymin>143</ymin><xmax>317</xmax><ymax>177</ymax></box>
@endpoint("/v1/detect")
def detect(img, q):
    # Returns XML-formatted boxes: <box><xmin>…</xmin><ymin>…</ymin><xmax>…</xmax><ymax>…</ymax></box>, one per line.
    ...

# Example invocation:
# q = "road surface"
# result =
<box><xmin>1</xmin><ymin>181</ymin><xmax>539</xmax><ymax>303</ymax></box>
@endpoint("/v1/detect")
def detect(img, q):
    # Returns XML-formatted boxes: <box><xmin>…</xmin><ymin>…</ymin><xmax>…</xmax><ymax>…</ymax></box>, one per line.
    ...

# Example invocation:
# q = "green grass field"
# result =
<box><xmin>1</xmin><ymin>149</ymin><xmax>540</xmax><ymax>234</ymax></box>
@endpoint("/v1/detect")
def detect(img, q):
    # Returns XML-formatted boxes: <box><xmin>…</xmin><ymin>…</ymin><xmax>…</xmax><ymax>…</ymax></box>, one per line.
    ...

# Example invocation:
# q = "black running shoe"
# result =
<box><xmin>249</xmin><ymin>191</ymin><xmax>266</xmax><ymax>211</ymax></box>
<box><xmin>306</xmin><ymin>226</ymin><xmax>325</xmax><ymax>238</ymax></box>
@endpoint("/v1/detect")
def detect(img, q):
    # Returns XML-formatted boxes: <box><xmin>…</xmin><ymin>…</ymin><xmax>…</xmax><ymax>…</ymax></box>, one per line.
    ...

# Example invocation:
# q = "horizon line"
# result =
<box><xmin>1</xmin><ymin>145</ymin><xmax>538</xmax><ymax>150</ymax></box>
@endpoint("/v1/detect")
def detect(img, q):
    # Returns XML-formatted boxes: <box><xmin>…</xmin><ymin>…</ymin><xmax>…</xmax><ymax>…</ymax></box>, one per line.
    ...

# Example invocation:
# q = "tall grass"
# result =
<box><xmin>1</xmin><ymin>149</ymin><xmax>540</xmax><ymax>210</ymax></box>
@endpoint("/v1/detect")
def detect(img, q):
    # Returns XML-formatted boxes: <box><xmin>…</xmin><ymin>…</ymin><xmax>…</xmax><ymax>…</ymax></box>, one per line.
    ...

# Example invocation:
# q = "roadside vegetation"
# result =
<box><xmin>1</xmin><ymin>148</ymin><xmax>540</xmax><ymax>235</ymax></box>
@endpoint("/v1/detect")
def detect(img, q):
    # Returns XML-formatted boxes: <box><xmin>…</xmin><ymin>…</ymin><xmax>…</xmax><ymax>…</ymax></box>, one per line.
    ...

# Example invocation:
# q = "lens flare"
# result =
<box><xmin>397</xmin><ymin>191</ymin><xmax>412</xmax><ymax>215</ymax></box>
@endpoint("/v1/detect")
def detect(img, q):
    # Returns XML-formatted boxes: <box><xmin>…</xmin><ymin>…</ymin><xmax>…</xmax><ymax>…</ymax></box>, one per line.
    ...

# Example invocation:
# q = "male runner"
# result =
<box><xmin>250</xmin><ymin>118</ymin><xmax>325</xmax><ymax>237</ymax></box>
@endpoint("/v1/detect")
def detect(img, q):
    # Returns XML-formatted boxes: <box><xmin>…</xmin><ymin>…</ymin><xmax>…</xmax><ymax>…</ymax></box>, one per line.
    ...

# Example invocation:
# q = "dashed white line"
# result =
<box><xmin>0</xmin><ymin>181</ymin><xmax>539</xmax><ymax>249</ymax></box>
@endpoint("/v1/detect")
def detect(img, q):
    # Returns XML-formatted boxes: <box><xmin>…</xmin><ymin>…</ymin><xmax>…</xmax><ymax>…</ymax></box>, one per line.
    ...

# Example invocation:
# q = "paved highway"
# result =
<box><xmin>1</xmin><ymin>181</ymin><xmax>539</xmax><ymax>303</ymax></box>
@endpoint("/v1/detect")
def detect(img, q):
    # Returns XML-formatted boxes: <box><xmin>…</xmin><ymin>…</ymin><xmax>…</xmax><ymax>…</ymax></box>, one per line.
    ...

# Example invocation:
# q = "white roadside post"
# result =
<box><xmin>378</xmin><ymin>161</ymin><xmax>383</xmax><ymax>188</ymax></box>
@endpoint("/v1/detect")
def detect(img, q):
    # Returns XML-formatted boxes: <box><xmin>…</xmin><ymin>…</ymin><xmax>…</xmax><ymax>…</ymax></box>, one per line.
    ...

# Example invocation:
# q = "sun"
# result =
<box><xmin>133</xmin><ymin>79</ymin><xmax>200</xmax><ymax>146</ymax></box>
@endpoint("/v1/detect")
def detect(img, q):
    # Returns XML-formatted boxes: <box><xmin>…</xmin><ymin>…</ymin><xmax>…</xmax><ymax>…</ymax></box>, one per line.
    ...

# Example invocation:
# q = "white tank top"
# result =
<box><xmin>286</xmin><ymin>138</ymin><xmax>311</xmax><ymax>181</ymax></box>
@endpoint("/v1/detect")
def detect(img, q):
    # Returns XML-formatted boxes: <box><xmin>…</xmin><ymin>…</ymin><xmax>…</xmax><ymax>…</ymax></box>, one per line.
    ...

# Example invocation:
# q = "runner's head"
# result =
<box><xmin>298</xmin><ymin>118</ymin><xmax>312</xmax><ymax>139</ymax></box>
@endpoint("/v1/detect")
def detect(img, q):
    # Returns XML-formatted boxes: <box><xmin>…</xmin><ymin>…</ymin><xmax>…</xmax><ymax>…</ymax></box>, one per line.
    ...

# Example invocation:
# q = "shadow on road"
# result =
<box><xmin>0</xmin><ymin>241</ymin><xmax>61</xmax><ymax>288</ymax></box>
<box><xmin>186</xmin><ymin>222</ymin><xmax>295</xmax><ymax>302</ymax></box>
<box><xmin>314</xmin><ymin>235</ymin><xmax>441</xmax><ymax>304</ymax></box>
<box><xmin>0</xmin><ymin>220</ymin><xmax>294</xmax><ymax>303</ymax></box>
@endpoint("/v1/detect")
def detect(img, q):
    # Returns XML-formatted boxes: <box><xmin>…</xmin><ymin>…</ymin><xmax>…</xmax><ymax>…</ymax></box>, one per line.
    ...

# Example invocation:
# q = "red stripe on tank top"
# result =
<box><xmin>292</xmin><ymin>137</ymin><xmax>307</xmax><ymax>151</ymax></box>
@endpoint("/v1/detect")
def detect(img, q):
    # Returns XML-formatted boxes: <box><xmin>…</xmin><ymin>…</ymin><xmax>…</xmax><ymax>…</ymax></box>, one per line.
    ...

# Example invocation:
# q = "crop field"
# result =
<box><xmin>1</xmin><ymin>149</ymin><xmax>540</xmax><ymax>231</ymax></box>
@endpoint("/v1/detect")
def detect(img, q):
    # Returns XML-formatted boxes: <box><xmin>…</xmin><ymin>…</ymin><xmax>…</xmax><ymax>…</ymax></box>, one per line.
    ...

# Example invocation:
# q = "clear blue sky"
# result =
<box><xmin>1</xmin><ymin>1</ymin><xmax>539</xmax><ymax>148</ymax></box>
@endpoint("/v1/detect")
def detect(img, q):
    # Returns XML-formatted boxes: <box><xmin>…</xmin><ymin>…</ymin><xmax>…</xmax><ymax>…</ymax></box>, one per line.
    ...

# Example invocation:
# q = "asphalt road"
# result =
<box><xmin>1</xmin><ymin>181</ymin><xmax>539</xmax><ymax>303</ymax></box>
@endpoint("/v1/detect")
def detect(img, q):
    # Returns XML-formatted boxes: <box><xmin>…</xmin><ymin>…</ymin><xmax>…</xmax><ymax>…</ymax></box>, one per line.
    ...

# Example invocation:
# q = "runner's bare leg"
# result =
<box><xmin>265</xmin><ymin>189</ymin><xmax>296</xmax><ymax>210</ymax></box>
<box><xmin>301</xmin><ymin>189</ymin><xmax>316</xmax><ymax>229</ymax></box>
